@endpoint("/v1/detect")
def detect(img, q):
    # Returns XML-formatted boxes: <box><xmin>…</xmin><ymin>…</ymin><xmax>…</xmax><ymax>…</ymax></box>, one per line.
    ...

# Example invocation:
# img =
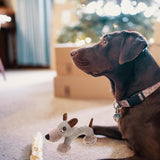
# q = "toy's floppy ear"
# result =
<box><xmin>119</xmin><ymin>31</ymin><xmax>147</xmax><ymax>65</ymax></box>
<box><xmin>63</xmin><ymin>113</ymin><xmax>67</xmax><ymax>121</ymax></box>
<box><xmin>68</xmin><ymin>118</ymin><xmax>78</xmax><ymax>128</ymax></box>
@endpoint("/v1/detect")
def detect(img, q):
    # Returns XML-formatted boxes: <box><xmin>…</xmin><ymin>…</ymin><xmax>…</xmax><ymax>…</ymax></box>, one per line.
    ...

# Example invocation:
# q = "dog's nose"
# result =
<box><xmin>70</xmin><ymin>50</ymin><xmax>78</xmax><ymax>57</ymax></box>
<box><xmin>45</xmin><ymin>134</ymin><xmax>50</xmax><ymax>140</ymax></box>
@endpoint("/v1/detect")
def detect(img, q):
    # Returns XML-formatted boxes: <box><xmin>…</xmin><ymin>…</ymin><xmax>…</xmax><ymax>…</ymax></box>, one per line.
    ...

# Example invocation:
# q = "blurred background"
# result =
<box><xmin>0</xmin><ymin>0</ymin><xmax>160</xmax><ymax>69</ymax></box>
<box><xmin>0</xmin><ymin>0</ymin><xmax>160</xmax><ymax>159</ymax></box>
<box><xmin>0</xmin><ymin>0</ymin><xmax>160</xmax><ymax>99</ymax></box>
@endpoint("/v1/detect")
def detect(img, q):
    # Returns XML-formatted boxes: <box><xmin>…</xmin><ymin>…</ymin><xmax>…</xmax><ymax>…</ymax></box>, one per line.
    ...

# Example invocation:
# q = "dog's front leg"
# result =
<box><xmin>93</xmin><ymin>126</ymin><xmax>122</xmax><ymax>140</ymax></box>
<box><xmin>99</xmin><ymin>155</ymin><xmax>147</xmax><ymax>160</ymax></box>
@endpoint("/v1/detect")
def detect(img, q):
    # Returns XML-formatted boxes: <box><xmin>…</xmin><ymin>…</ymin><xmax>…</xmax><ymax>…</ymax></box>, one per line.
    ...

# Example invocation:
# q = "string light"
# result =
<box><xmin>82</xmin><ymin>0</ymin><xmax>159</xmax><ymax>17</ymax></box>
<box><xmin>113</xmin><ymin>24</ymin><xmax>118</xmax><ymax>29</ymax></box>
<box><xmin>0</xmin><ymin>14</ymin><xmax>12</xmax><ymax>24</ymax></box>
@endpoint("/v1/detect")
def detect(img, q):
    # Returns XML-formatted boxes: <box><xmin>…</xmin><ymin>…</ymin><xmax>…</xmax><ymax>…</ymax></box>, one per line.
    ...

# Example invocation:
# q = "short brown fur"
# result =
<box><xmin>71</xmin><ymin>30</ymin><xmax>160</xmax><ymax>160</ymax></box>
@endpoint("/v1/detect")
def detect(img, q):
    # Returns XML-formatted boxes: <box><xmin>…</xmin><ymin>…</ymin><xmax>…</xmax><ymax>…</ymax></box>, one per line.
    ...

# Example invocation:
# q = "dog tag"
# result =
<box><xmin>113</xmin><ymin>102</ymin><xmax>121</xmax><ymax>122</ymax></box>
<box><xmin>113</xmin><ymin>114</ymin><xmax>121</xmax><ymax>122</ymax></box>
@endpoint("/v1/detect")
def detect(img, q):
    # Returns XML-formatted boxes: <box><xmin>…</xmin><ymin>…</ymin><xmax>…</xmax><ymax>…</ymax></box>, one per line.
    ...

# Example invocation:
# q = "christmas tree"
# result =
<box><xmin>57</xmin><ymin>0</ymin><xmax>160</xmax><ymax>44</ymax></box>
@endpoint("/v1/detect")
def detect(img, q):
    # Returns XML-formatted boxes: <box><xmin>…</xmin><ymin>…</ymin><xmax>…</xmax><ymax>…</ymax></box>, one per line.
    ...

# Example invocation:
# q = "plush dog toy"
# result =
<box><xmin>45</xmin><ymin>113</ymin><xmax>97</xmax><ymax>153</ymax></box>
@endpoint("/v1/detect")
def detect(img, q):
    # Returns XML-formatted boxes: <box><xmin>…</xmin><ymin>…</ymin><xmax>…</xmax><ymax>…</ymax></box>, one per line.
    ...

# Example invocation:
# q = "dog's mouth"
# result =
<box><xmin>71</xmin><ymin>50</ymin><xmax>89</xmax><ymax>67</ymax></box>
<box><xmin>74</xmin><ymin>59</ymin><xmax>90</xmax><ymax>67</ymax></box>
<box><xmin>71</xmin><ymin>50</ymin><xmax>106</xmax><ymax>77</ymax></box>
<box><xmin>87</xmin><ymin>71</ymin><xmax>106</xmax><ymax>77</ymax></box>
<box><xmin>73</xmin><ymin>59</ymin><xmax>106</xmax><ymax>77</ymax></box>
<box><xmin>89</xmin><ymin>72</ymin><xmax>99</xmax><ymax>77</ymax></box>
<box><xmin>72</xmin><ymin>55</ymin><xmax>90</xmax><ymax>71</ymax></box>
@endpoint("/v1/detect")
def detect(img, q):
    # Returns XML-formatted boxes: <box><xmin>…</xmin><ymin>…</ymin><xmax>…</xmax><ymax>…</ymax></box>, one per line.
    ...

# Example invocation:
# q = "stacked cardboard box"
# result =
<box><xmin>54</xmin><ymin>44</ymin><xmax>114</xmax><ymax>99</ymax></box>
<box><xmin>149</xmin><ymin>22</ymin><xmax>160</xmax><ymax>66</ymax></box>
<box><xmin>149</xmin><ymin>45</ymin><xmax>160</xmax><ymax>66</ymax></box>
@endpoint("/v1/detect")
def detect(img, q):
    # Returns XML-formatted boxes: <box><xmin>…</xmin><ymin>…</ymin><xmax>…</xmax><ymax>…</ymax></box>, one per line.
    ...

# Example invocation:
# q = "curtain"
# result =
<box><xmin>16</xmin><ymin>0</ymin><xmax>53</xmax><ymax>66</ymax></box>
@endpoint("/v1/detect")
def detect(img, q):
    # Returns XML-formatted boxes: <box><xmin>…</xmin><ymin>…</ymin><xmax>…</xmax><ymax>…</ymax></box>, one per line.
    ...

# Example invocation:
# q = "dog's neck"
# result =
<box><xmin>105</xmin><ymin>49</ymin><xmax>160</xmax><ymax>101</ymax></box>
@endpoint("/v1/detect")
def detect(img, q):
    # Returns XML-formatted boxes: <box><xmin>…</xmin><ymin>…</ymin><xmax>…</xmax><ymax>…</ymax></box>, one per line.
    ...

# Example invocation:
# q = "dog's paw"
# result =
<box><xmin>57</xmin><ymin>143</ymin><xmax>71</xmax><ymax>153</ymax></box>
<box><xmin>83</xmin><ymin>135</ymin><xmax>97</xmax><ymax>145</ymax></box>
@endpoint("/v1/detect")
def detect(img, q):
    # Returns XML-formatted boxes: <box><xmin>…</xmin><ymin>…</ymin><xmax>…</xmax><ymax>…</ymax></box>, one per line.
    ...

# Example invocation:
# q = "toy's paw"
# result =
<box><xmin>57</xmin><ymin>143</ymin><xmax>71</xmax><ymax>153</ymax></box>
<box><xmin>83</xmin><ymin>135</ymin><xmax>97</xmax><ymax>145</ymax></box>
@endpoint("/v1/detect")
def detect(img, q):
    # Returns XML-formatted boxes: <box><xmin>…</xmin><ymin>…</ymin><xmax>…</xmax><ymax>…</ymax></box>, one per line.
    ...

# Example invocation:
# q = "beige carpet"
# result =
<box><xmin>0</xmin><ymin>69</ymin><xmax>133</xmax><ymax>160</ymax></box>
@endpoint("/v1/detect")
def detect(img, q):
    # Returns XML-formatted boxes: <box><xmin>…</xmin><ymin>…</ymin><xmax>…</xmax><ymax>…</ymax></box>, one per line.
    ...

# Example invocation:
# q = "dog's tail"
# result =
<box><xmin>89</xmin><ymin>118</ymin><xmax>93</xmax><ymax>128</ymax></box>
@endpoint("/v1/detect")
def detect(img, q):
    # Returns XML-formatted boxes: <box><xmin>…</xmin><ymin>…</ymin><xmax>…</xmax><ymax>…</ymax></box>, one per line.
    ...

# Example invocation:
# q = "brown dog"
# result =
<box><xmin>71</xmin><ymin>30</ymin><xmax>160</xmax><ymax>160</ymax></box>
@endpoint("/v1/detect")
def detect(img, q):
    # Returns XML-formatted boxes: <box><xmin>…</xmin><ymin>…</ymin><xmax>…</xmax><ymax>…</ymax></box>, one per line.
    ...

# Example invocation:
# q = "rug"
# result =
<box><xmin>0</xmin><ymin>70</ymin><xmax>134</xmax><ymax>160</ymax></box>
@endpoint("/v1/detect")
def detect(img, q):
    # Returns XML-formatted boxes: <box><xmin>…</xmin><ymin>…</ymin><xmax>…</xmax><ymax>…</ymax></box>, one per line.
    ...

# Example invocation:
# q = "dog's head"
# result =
<box><xmin>71</xmin><ymin>30</ymin><xmax>148</xmax><ymax>77</ymax></box>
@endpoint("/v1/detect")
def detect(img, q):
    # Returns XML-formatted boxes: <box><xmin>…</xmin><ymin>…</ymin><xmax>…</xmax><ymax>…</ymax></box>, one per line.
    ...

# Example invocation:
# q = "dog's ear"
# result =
<box><xmin>119</xmin><ymin>32</ymin><xmax>148</xmax><ymax>64</ymax></box>
<box><xmin>68</xmin><ymin>118</ymin><xmax>78</xmax><ymax>128</ymax></box>
<box><xmin>63</xmin><ymin>113</ymin><xmax>67</xmax><ymax>121</ymax></box>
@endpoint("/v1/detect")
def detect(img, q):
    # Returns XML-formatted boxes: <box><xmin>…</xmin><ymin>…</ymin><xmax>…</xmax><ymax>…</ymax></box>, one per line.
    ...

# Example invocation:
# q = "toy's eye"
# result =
<box><xmin>63</xmin><ymin>127</ymin><xmax>67</xmax><ymax>131</ymax></box>
<box><xmin>60</xmin><ymin>127</ymin><xmax>67</xmax><ymax>133</ymax></box>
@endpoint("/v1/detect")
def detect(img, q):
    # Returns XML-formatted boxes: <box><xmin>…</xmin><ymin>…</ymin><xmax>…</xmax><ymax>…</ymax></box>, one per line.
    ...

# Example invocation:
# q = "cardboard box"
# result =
<box><xmin>153</xmin><ymin>22</ymin><xmax>160</xmax><ymax>45</ymax></box>
<box><xmin>149</xmin><ymin>45</ymin><xmax>160</xmax><ymax>66</ymax></box>
<box><xmin>54</xmin><ymin>75</ymin><xmax>114</xmax><ymax>99</ymax></box>
<box><xmin>55</xmin><ymin>44</ymin><xmax>86</xmax><ymax>76</ymax></box>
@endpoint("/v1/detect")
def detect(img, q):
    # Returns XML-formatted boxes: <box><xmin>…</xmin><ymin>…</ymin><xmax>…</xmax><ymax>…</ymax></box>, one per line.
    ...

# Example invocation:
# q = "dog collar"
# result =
<box><xmin>118</xmin><ymin>81</ymin><xmax>160</xmax><ymax>107</ymax></box>
<box><xmin>113</xmin><ymin>81</ymin><xmax>160</xmax><ymax>122</ymax></box>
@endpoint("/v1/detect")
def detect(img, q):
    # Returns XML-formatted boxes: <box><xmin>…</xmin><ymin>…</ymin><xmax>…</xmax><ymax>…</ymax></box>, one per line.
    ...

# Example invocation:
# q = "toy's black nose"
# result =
<box><xmin>45</xmin><ymin>134</ymin><xmax>50</xmax><ymax>140</ymax></box>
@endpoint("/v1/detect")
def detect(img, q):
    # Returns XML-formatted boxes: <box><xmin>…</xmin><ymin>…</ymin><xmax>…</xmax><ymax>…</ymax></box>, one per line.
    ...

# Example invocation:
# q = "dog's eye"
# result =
<box><xmin>103</xmin><ymin>39</ymin><xmax>107</xmax><ymax>44</ymax></box>
<box><xmin>103</xmin><ymin>37</ymin><xmax>108</xmax><ymax>44</ymax></box>
<box><xmin>60</xmin><ymin>126</ymin><xmax>67</xmax><ymax>133</ymax></box>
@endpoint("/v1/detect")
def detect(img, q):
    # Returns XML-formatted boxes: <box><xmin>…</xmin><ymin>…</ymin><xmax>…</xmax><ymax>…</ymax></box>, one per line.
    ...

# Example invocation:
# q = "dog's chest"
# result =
<box><xmin>118</xmin><ymin>94</ymin><xmax>160</xmax><ymax>140</ymax></box>
<box><xmin>118</xmin><ymin>106</ymin><xmax>145</xmax><ymax>139</ymax></box>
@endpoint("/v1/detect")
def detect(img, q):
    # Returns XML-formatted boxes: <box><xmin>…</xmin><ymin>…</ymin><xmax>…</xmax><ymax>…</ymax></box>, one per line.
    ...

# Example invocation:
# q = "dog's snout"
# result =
<box><xmin>71</xmin><ymin>50</ymin><xmax>78</xmax><ymax>57</ymax></box>
<box><xmin>45</xmin><ymin>134</ymin><xmax>50</xmax><ymax>140</ymax></box>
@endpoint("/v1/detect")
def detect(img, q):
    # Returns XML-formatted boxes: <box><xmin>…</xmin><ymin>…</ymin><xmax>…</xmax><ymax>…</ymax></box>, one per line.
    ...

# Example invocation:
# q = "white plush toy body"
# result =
<box><xmin>45</xmin><ymin>113</ymin><xmax>97</xmax><ymax>153</ymax></box>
